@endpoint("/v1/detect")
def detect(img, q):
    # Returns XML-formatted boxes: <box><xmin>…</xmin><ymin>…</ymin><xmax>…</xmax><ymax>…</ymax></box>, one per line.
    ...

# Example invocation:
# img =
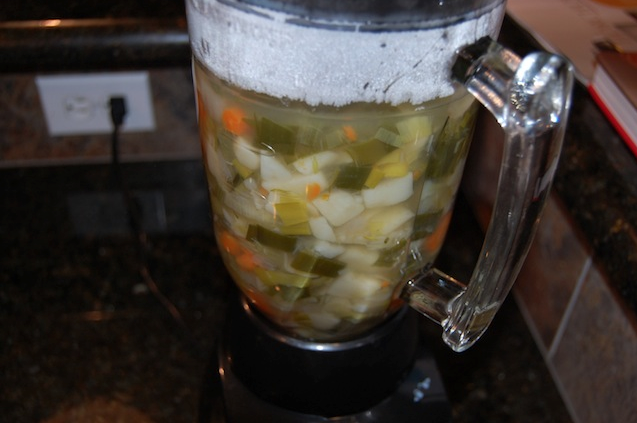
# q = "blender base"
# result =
<box><xmin>219</xmin><ymin>340</ymin><xmax>451</xmax><ymax>423</ymax></box>
<box><xmin>216</xmin><ymin>297</ymin><xmax>451</xmax><ymax>423</ymax></box>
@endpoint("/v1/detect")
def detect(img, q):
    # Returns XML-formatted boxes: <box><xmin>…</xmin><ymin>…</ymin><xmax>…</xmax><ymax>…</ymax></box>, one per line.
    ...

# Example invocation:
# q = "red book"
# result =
<box><xmin>588</xmin><ymin>51</ymin><xmax>637</xmax><ymax>158</ymax></box>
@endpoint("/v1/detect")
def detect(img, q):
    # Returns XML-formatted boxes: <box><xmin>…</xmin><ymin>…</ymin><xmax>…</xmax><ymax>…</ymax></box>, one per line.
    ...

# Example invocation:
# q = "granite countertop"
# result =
<box><xmin>1</xmin><ymin>2</ymin><xmax>635</xmax><ymax>312</ymax></box>
<box><xmin>1</xmin><ymin>2</ymin><xmax>636</xmax><ymax>422</ymax></box>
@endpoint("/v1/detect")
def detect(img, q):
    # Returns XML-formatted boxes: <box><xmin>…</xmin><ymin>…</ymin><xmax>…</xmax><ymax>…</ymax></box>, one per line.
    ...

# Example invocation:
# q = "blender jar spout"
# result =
<box><xmin>402</xmin><ymin>38</ymin><xmax>574</xmax><ymax>353</ymax></box>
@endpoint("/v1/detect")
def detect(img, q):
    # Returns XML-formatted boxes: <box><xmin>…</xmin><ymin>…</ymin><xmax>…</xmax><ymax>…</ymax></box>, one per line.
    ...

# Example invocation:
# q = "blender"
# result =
<box><xmin>186</xmin><ymin>0</ymin><xmax>574</xmax><ymax>421</ymax></box>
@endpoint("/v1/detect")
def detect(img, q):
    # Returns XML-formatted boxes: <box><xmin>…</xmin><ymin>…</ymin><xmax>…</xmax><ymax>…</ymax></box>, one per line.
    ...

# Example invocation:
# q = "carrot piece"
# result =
<box><xmin>236</xmin><ymin>251</ymin><xmax>257</xmax><ymax>271</ymax></box>
<box><xmin>258</xmin><ymin>186</ymin><xmax>270</xmax><ymax>198</ymax></box>
<box><xmin>222</xmin><ymin>107</ymin><xmax>249</xmax><ymax>135</ymax></box>
<box><xmin>423</xmin><ymin>211</ymin><xmax>452</xmax><ymax>253</ymax></box>
<box><xmin>306</xmin><ymin>182</ymin><xmax>322</xmax><ymax>201</ymax></box>
<box><xmin>196</xmin><ymin>91</ymin><xmax>208</xmax><ymax>123</ymax></box>
<box><xmin>343</xmin><ymin>125</ymin><xmax>357</xmax><ymax>142</ymax></box>
<box><xmin>219</xmin><ymin>231</ymin><xmax>242</xmax><ymax>255</ymax></box>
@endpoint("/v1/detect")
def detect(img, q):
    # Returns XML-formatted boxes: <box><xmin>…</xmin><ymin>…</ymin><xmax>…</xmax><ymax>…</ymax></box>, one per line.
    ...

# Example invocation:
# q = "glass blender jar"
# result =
<box><xmin>186</xmin><ymin>0</ymin><xmax>573</xmax><ymax>420</ymax></box>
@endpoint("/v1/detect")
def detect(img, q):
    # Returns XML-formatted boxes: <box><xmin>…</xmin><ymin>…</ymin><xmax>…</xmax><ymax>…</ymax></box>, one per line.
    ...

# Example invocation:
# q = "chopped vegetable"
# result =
<box><xmin>292</xmin><ymin>150</ymin><xmax>352</xmax><ymax>175</ymax></box>
<box><xmin>312</xmin><ymin>189</ymin><xmax>365</xmax><ymax>227</ymax></box>
<box><xmin>411</xmin><ymin>211</ymin><xmax>443</xmax><ymax>240</ymax></box>
<box><xmin>373</xmin><ymin>126</ymin><xmax>401</xmax><ymax>147</ymax></box>
<box><xmin>257</xmin><ymin>117</ymin><xmax>296</xmax><ymax>155</ymax></box>
<box><xmin>233</xmin><ymin>136</ymin><xmax>261</xmax><ymax>170</ymax></box>
<box><xmin>333</xmin><ymin>164</ymin><xmax>373</xmax><ymax>190</ymax></box>
<box><xmin>306</xmin><ymin>182</ymin><xmax>322</xmax><ymax>201</ymax></box>
<box><xmin>195</xmin><ymin>63</ymin><xmax>477</xmax><ymax>340</ymax></box>
<box><xmin>339</xmin><ymin>246</ymin><xmax>380</xmax><ymax>269</ymax></box>
<box><xmin>236</xmin><ymin>250</ymin><xmax>258</xmax><ymax>271</ymax></box>
<box><xmin>362</xmin><ymin>172</ymin><xmax>413</xmax><ymax>208</ymax></box>
<box><xmin>291</xmin><ymin>251</ymin><xmax>345</xmax><ymax>277</ymax></box>
<box><xmin>232</xmin><ymin>158</ymin><xmax>254</xmax><ymax>179</ymax></box>
<box><xmin>255</xmin><ymin>268</ymin><xmax>312</xmax><ymax>289</ymax></box>
<box><xmin>364</xmin><ymin>167</ymin><xmax>385</xmax><ymax>188</ymax></box>
<box><xmin>375</xmin><ymin>239</ymin><xmax>407</xmax><ymax>267</ymax></box>
<box><xmin>308</xmin><ymin>216</ymin><xmax>337</xmax><ymax>242</ymax></box>
<box><xmin>219</xmin><ymin>231</ymin><xmax>242</xmax><ymax>255</ymax></box>
<box><xmin>222</xmin><ymin>107</ymin><xmax>249</xmax><ymax>135</ymax></box>
<box><xmin>347</xmin><ymin>138</ymin><xmax>396</xmax><ymax>166</ymax></box>
<box><xmin>260</xmin><ymin>154</ymin><xmax>293</xmax><ymax>181</ymax></box>
<box><xmin>342</xmin><ymin>125</ymin><xmax>358</xmax><ymax>142</ymax></box>
<box><xmin>423</xmin><ymin>210</ymin><xmax>452</xmax><ymax>253</ymax></box>
<box><xmin>327</xmin><ymin>271</ymin><xmax>385</xmax><ymax>299</ymax></box>
<box><xmin>246</xmin><ymin>224</ymin><xmax>297</xmax><ymax>252</ymax></box>
<box><xmin>268</xmin><ymin>190</ymin><xmax>309</xmax><ymax>226</ymax></box>
<box><xmin>262</xmin><ymin>170</ymin><xmax>329</xmax><ymax>196</ymax></box>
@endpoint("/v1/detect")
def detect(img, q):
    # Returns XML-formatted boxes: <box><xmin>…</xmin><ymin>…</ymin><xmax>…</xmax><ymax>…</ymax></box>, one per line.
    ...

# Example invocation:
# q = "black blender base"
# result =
<box><xmin>215</xmin><ymin>296</ymin><xmax>451</xmax><ymax>422</ymax></box>
<box><xmin>219</xmin><ymin>341</ymin><xmax>451</xmax><ymax>423</ymax></box>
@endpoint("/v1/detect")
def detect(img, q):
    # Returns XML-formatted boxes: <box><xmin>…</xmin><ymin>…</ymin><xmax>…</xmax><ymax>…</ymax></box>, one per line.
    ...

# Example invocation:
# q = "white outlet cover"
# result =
<box><xmin>36</xmin><ymin>72</ymin><xmax>156</xmax><ymax>136</ymax></box>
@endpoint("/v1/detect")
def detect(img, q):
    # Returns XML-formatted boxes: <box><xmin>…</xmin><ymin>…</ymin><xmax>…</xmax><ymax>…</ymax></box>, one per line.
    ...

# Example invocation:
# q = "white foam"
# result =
<box><xmin>187</xmin><ymin>0</ymin><xmax>505</xmax><ymax>107</ymax></box>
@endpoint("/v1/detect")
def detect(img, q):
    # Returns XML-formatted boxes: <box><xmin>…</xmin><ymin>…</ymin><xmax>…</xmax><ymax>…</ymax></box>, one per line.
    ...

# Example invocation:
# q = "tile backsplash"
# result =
<box><xmin>0</xmin><ymin>68</ymin><xmax>200</xmax><ymax>167</ymax></box>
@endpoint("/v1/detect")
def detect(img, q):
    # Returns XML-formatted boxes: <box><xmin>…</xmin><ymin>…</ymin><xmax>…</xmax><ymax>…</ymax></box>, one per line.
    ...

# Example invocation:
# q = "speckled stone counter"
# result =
<box><xmin>0</xmin><ymin>3</ymin><xmax>634</xmax><ymax>314</ymax></box>
<box><xmin>1</xmin><ymin>2</ymin><xmax>636</xmax><ymax>422</ymax></box>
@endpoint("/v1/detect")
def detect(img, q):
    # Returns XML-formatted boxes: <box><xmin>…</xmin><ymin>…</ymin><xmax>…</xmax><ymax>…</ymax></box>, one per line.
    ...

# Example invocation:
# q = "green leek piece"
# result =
<box><xmin>297</xmin><ymin>125</ymin><xmax>321</xmax><ymax>147</ymax></box>
<box><xmin>379</xmin><ymin>161</ymin><xmax>409</xmax><ymax>178</ymax></box>
<box><xmin>373</xmin><ymin>126</ymin><xmax>401</xmax><ymax>147</ymax></box>
<box><xmin>411</xmin><ymin>212</ymin><xmax>443</xmax><ymax>240</ymax></box>
<box><xmin>291</xmin><ymin>251</ymin><xmax>345</xmax><ymax>277</ymax></box>
<box><xmin>257</xmin><ymin>117</ymin><xmax>296</xmax><ymax>156</ymax></box>
<box><xmin>280</xmin><ymin>222</ymin><xmax>312</xmax><ymax>236</ymax></box>
<box><xmin>216</xmin><ymin>128</ymin><xmax>236</xmax><ymax>160</ymax></box>
<box><xmin>333</xmin><ymin>164</ymin><xmax>373</xmax><ymax>190</ymax></box>
<box><xmin>273</xmin><ymin>198</ymin><xmax>309</xmax><ymax>226</ymax></box>
<box><xmin>375</xmin><ymin>239</ymin><xmax>407</xmax><ymax>267</ymax></box>
<box><xmin>396</xmin><ymin>116</ymin><xmax>433</xmax><ymax>141</ymax></box>
<box><xmin>322</xmin><ymin>129</ymin><xmax>348</xmax><ymax>150</ymax></box>
<box><xmin>364</xmin><ymin>167</ymin><xmax>385</xmax><ymax>188</ymax></box>
<box><xmin>276</xmin><ymin>285</ymin><xmax>305</xmax><ymax>302</ymax></box>
<box><xmin>346</xmin><ymin>138</ymin><xmax>396</xmax><ymax>166</ymax></box>
<box><xmin>232</xmin><ymin>158</ymin><xmax>254</xmax><ymax>179</ymax></box>
<box><xmin>423</xmin><ymin>114</ymin><xmax>474</xmax><ymax>178</ymax></box>
<box><xmin>255</xmin><ymin>268</ymin><xmax>311</xmax><ymax>288</ymax></box>
<box><xmin>247</xmin><ymin>224</ymin><xmax>297</xmax><ymax>252</ymax></box>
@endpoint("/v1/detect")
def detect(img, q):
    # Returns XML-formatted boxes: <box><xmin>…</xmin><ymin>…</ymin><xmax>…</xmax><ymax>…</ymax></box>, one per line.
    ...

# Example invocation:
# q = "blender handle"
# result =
<box><xmin>401</xmin><ymin>37</ymin><xmax>574</xmax><ymax>352</ymax></box>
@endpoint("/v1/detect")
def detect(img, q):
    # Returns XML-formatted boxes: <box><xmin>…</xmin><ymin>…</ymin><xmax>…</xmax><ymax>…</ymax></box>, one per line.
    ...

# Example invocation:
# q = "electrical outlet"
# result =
<box><xmin>36</xmin><ymin>72</ymin><xmax>156</xmax><ymax>136</ymax></box>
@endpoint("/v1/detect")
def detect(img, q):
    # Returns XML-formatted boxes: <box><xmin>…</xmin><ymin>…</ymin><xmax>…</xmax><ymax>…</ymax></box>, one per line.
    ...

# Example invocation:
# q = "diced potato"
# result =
<box><xmin>313</xmin><ymin>189</ymin><xmax>365</xmax><ymax>227</ymax></box>
<box><xmin>262</xmin><ymin>172</ymin><xmax>329</xmax><ymax>196</ymax></box>
<box><xmin>260</xmin><ymin>154</ymin><xmax>292</xmax><ymax>181</ymax></box>
<box><xmin>327</xmin><ymin>271</ymin><xmax>384</xmax><ymax>299</ymax></box>
<box><xmin>309</xmin><ymin>216</ymin><xmax>337</xmax><ymax>242</ymax></box>
<box><xmin>396</xmin><ymin>115</ymin><xmax>433</xmax><ymax>141</ymax></box>
<box><xmin>223</xmin><ymin>189</ymin><xmax>272</xmax><ymax>227</ymax></box>
<box><xmin>350</xmin><ymin>293</ymin><xmax>392</xmax><ymax>315</ymax></box>
<box><xmin>332</xmin><ymin>206</ymin><xmax>413</xmax><ymax>249</ymax></box>
<box><xmin>205</xmin><ymin>138</ymin><xmax>234</xmax><ymax>188</ymax></box>
<box><xmin>362</xmin><ymin>172</ymin><xmax>413</xmax><ymax>208</ymax></box>
<box><xmin>367</xmin><ymin>205</ymin><xmax>415</xmax><ymax>236</ymax></box>
<box><xmin>306</xmin><ymin>311</ymin><xmax>341</xmax><ymax>330</ymax></box>
<box><xmin>416</xmin><ymin>172</ymin><xmax>461</xmax><ymax>214</ymax></box>
<box><xmin>309</xmin><ymin>239</ymin><xmax>345</xmax><ymax>258</ymax></box>
<box><xmin>339</xmin><ymin>246</ymin><xmax>380</xmax><ymax>269</ymax></box>
<box><xmin>292</xmin><ymin>150</ymin><xmax>352</xmax><ymax>175</ymax></box>
<box><xmin>233</xmin><ymin>136</ymin><xmax>261</xmax><ymax>170</ymax></box>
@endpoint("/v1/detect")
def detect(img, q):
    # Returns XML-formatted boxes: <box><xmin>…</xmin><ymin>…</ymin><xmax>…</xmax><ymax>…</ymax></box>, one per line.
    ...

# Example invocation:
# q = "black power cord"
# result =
<box><xmin>108</xmin><ymin>96</ymin><xmax>202</xmax><ymax>356</ymax></box>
